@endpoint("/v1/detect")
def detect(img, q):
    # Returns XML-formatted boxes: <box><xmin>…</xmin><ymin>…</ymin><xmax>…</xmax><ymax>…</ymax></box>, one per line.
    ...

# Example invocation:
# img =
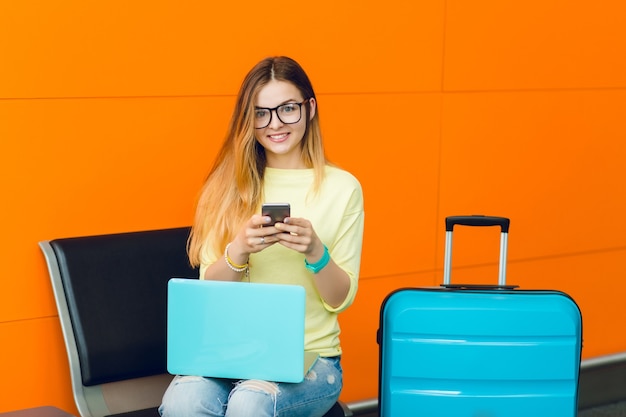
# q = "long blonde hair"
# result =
<box><xmin>188</xmin><ymin>56</ymin><xmax>327</xmax><ymax>266</ymax></box>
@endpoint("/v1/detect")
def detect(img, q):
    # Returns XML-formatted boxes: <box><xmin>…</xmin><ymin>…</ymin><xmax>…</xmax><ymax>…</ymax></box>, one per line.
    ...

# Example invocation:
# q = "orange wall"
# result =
<box><xmin>1</xmin><ymin>0</ymin><xmax>626</xmax><ymax>413</ymax></box>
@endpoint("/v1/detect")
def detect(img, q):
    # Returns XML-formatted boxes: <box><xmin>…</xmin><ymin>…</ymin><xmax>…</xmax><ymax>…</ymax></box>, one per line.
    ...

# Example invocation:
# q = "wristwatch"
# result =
<box><xmin>305</xmin><ymin>245</ymin><xmax>330</xmax><ymax>273</ymax></box>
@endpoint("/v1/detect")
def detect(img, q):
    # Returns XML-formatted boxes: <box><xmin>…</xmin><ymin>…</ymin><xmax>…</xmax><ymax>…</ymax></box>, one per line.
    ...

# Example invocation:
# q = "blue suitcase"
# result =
<box><xmin>378</xmin><ymin>216</ymin><xmax>582</xmax><ymax>417</ymax></box>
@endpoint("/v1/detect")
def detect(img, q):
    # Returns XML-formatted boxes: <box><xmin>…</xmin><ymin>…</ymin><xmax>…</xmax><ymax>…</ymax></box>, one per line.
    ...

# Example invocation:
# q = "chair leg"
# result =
<box><xmin>322</xmin><ymin>401</ymin><xmax>353</xmax><ymax>417</ymax></box>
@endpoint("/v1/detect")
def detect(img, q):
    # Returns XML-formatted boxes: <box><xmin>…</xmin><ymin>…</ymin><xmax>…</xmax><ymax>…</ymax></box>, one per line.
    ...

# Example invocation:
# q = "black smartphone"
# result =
<box><xmin>261</xmin><ymin>203</ymin><xmax>290</xmax><ymax>227</ymax></box>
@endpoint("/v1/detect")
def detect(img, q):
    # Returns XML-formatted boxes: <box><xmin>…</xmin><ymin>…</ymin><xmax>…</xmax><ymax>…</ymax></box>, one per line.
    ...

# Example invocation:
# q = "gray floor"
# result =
<box><xmin>579</xmin><ymin>401</ymin><xmax>626</xmax><ymax>417</ymax></box>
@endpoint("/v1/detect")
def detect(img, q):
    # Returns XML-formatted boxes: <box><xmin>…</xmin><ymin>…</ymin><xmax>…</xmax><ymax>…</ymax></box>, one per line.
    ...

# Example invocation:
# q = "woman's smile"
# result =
<box><xmin>268</xmin><ymin>132</ymin><xmax>290</xmax><ymax>142</ymax></box>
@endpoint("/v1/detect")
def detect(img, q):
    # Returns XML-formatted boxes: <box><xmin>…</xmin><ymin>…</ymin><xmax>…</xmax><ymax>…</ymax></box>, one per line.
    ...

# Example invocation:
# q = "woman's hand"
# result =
<box><xmin>226</xmin><ymin>214</ymin><xmax>282</xmax><ymax>264</ymax></box>
<box><xmin>275</xmin><ymin>217</ymin><xmax>349</xmax><ymax>308</ymax></box>
<box><xmin>202</xmin><ymin>214</ymin><xmax>278</xmax><ymax>281</ymax></box>
<box><xmin>274</xmin><ymin>217</ymin><xmax>325</xmax><ymax>264</ymax></box>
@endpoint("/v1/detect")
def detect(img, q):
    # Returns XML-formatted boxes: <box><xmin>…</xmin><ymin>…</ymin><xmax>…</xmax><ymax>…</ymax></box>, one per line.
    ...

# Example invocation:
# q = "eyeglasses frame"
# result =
<box><xmin>253</xmin><ymin>98</ymin><xmax>311</xmax><ymax>129</ymax></box>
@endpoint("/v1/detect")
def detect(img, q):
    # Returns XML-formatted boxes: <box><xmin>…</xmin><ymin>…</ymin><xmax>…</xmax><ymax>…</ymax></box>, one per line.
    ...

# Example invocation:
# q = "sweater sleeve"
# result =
<box><xmin>321</xmin><ymin>179</ymin><xmax>365</xmax><ymax>313</ymax></box>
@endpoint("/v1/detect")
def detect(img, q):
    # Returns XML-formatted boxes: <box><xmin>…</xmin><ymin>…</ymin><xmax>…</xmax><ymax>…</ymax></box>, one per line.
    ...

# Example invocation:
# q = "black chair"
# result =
<box><xmin>40</xmin><ymin>227</ymin><xmax>351</xmax><ymax>417</ymax></box>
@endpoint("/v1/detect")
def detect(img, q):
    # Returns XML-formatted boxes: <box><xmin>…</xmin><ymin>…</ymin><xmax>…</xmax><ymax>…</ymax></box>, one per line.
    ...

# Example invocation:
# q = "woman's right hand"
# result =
<box><xmin>203</xmin><ymin>214</ymin><xmax>286</xmax><ymax>281</ymax></box>
<box><xmin>227</xmin><ymin>214</ymin><xmax>281</xmax><ymax>262</ymax></box>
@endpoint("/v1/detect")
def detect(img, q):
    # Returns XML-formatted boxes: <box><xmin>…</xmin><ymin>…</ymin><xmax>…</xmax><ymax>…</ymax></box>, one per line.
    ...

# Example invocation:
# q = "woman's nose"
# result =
<box><xmin>268</xmin><ymin>109</ymin><xmax>284</xmax><ymax>128</ymax></box>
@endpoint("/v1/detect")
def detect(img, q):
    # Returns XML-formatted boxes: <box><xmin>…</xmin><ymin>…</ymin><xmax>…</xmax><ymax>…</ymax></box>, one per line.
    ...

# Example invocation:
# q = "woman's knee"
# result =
<box><xmin>225</xmin><ymin>380</ymin><xmax>279</xmax><ymax>416</ymax></box>
<box><xmin>160</xmin><ymin>375</ymin><xmax>227</xmax><ymax>417</ymax></box>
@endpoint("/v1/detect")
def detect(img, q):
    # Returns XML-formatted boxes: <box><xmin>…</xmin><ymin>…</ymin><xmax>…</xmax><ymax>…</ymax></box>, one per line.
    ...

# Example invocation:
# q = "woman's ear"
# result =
<box><xmin>308</xmin><ymin>97</ymin><xmax>317</xmax><ymax>120</ymax></box>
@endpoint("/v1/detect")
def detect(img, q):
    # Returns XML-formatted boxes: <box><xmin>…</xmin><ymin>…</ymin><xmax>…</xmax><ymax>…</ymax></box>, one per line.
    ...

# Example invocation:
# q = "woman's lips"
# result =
<box><xmin>268</xmin><ymin>133</ymin><xmax>289</xmax><ymax>142</ymax></box>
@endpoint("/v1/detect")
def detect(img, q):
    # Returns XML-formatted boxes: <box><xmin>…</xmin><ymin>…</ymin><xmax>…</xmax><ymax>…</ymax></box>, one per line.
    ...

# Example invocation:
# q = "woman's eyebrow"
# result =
<box><xmin>255</xmin><ymin>98</ymin><xmax>300</xmax><ymax>108</ymax></box>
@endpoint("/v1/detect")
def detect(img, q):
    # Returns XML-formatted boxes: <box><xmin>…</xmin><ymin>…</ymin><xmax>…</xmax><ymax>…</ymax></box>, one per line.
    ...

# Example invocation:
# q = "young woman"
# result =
<box><xmin>159</xmin><ymin>56</ymin><xmax>364</xmax><ymax>417</ymax></box>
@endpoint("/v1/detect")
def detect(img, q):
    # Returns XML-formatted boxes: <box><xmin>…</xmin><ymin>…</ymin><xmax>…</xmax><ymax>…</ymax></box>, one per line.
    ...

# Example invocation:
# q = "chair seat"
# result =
<box><xmin>0</xmin><ymin>407</ymin><xmax>75</xmax><ymax>417</ymax></box>
<box><xmin>102</xmin><ymin>402</ymin><xmax>348</xmax><ymax>417</ymax></box>
<box><xmin>104</xmin><ymin>408</ymin><xmax>158</xmax><ymax>417</ymax></box>
<box><xmin>324</xmin><ymin>401</ymin><xmax>353</xmax><ymax>417</ymax></box>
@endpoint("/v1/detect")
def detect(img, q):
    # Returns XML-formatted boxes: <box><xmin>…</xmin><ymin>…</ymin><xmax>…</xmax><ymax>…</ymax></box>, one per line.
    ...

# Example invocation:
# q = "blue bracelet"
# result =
<box><xmin>305</xmin><ymin>245</ymin><xmax>330</xmax><ymax>274</ymax></box>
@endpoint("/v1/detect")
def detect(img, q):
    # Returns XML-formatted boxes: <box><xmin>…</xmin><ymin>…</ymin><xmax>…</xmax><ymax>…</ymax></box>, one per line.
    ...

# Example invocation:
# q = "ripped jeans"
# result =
<box><xmin>159</xmin><ymin>356</ymin><xmax>342</xmax><ymax>417</ymax></box>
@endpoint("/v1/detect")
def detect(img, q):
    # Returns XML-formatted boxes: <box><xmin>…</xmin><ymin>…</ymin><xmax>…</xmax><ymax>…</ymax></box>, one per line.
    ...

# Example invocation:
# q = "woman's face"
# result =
<box><xmin>253</xmin><ymin>80</ymin><xmax>316</xmax><ymax>169</ymax></box>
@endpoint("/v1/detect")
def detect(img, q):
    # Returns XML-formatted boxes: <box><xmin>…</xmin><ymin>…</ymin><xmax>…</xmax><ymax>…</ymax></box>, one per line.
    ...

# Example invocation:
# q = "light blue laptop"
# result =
<box><xmin>167</xmin><ymin>278</ymin><xmax>318</xmax><ymax>383</ymax></box>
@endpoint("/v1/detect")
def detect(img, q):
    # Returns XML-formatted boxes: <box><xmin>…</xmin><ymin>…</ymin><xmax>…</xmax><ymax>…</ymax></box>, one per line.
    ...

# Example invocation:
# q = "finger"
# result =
<box><xmin>277</xmin><ymin>239</ymin><xmax>309</xmax><ymax>253</ymax></box>
<box><xmin>275</xmin><ymin>222</ymin><xmax>305</xmax><ymax>236</ymax></box>
<box><xmin>253</xmin><ymin>235</ymin><xmax>277</xmax><ymax>246</ymax></box>
<box><xmin>249</xmin><ymin>236</ymin><xmax>266</xmax><ymax>246</ymax></box>
<box><xmin>252</xmin><ymin>214</ymin><xmax>273</xmax><ymax>228</ymax></box>
<box><xmin>283</xmin><ymin>217</ymin><xmax>308</xmax><ymax>226</ymax></box>
<box><xmin>275</xmin><ymin>231</ymin><xmax>312</xmax><ymax>248</ymax></box>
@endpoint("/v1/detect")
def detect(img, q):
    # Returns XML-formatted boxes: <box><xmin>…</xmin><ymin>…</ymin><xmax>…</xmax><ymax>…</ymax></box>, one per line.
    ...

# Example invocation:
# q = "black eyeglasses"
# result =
<box><xmin>254</xmin><ymin>99</ymin><xmax>309</xmax><ymax>129</ymax></box>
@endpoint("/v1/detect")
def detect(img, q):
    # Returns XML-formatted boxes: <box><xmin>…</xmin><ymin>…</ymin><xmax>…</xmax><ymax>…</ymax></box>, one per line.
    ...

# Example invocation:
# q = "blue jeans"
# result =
<box><xmin>159</xmin><ymin>356</ymin><xmax>342</xmax><ymax>417</ymax></box>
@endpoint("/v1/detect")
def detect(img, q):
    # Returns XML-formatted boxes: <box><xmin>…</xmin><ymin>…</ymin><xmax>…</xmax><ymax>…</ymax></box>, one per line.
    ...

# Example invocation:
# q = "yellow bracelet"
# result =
<box><xmin>224</xmin><ymin>243</ymin><xmax>248</xmax><ymax>271</ymax></box>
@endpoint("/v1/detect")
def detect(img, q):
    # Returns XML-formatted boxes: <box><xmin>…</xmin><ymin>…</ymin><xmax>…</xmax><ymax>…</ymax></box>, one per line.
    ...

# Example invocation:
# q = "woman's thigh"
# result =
<box><xmin>159</xmin><ymin>375</ymin><xmax>233</xmax><ymax>417</ymax></box>
<box><xmin>160</xmin><ymin>357</ymin><xmax>343</xmax><ymax>417</ymax></box>
<box><xmin>227</xmin><ymin>356</ymin><xmax>343</xmax><ymax>417</ymax></box>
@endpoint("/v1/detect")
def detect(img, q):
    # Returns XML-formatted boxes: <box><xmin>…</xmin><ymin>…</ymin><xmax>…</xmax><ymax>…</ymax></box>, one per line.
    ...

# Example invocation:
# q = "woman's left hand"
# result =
<box><xmin>275</xmin><ymin>217</ymin><xmax>349</xmax><ymax>308</ymax></box>
<box><xmin>274</xmin><ymin>217</ymin><xmax>325</xmax><ymax>263</ymax></box>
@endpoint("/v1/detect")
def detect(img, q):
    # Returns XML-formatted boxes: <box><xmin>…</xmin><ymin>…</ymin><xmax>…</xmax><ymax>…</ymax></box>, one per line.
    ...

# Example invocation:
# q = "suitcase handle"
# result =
<box><xmin>441</xmin><ymin>283</ymin><xmax>518</xmax><ymax>290</ymax></box>
<box><xmin>443</xmin><ymin>215</ymin><xmax>510</xmax><ymax>286</ymax></box>
<box><xmin>445</xmin><ymin>215</ymin><xmax>510</xmax><ymax>233</ymax></box>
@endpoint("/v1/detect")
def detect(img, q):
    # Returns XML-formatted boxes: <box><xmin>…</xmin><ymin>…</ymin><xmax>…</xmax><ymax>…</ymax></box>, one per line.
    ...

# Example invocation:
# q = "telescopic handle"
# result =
<box><xmin>443</xmin><ymin>215</ymin><xmax>510</xmax><ymax>286</ymax></box>
<box><xmin>445</xmin><ymin>215</ymin><xmax>510</xmax><ymax>233</ymax></box>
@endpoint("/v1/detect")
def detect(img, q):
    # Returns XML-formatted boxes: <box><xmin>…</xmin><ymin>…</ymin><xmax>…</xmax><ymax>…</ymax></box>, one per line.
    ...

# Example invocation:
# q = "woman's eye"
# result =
<box><xmin>281</xmin><ymin>104</ymin><xmax>296</xmax><ymax>113</ymax></box>
<box><xmin>255</xmin><ymin>109</ymin><xmax>268</xmax><ymax>118</ymax></box>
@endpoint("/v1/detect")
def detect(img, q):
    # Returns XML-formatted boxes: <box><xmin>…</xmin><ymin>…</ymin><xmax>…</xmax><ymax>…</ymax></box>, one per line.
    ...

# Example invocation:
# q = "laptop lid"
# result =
<box><xmin>167</xmin><ymin>278</ymin><xmax>318</xmax><ymax>383</ymax></box>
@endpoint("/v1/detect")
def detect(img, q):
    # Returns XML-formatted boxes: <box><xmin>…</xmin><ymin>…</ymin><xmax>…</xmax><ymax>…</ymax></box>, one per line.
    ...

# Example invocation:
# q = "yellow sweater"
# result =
<box><xmin>200</xmin><ymin>165</ymin><xmax>365</xmax><ymax>357</ymax></box>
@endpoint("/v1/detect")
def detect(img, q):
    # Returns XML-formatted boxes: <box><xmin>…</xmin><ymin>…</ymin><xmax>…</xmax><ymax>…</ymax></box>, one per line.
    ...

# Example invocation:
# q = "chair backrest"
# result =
<box><xmin>40</xmin><ymin>227</ymin><xmax>198</xmax><ymax>417</ymax></box>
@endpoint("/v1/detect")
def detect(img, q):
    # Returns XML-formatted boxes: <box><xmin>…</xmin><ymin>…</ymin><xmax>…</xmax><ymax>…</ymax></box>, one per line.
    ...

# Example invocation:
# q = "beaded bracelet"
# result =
<box><xmin>224</xmin><ymin>242</ymin><xmax>248</xmax><ymax>272</ymax></box>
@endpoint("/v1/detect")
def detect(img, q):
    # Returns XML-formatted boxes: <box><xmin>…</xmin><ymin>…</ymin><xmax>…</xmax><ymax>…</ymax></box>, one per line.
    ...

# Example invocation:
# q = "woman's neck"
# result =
<box><xmin>266</xmin><ymin>154</ymin><xmax>307</xmax><ymax>169</ymax></box>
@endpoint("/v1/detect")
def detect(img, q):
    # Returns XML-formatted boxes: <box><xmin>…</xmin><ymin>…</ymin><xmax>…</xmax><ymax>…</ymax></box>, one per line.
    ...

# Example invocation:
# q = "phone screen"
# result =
<box><xmin>262</xmin><ymin>203</ymin><xmax>290</xmax><ymax>227</ymax></box>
